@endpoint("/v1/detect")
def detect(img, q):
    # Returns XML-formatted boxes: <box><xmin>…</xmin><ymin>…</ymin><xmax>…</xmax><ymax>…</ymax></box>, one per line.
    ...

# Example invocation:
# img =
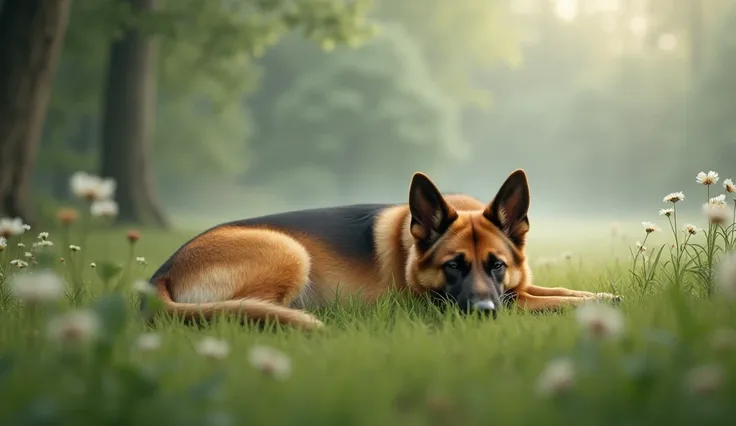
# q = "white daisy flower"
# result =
<box><xmin>132</xmin><ymin>279</ymin><xmax>156</xmax><ymax>296</ymax></box>
<box><xmin>535</xmin><ymin>357</ymin><xmax>576</xmax><ymax>397</ymax></box>
<box><xmin>642</xmin><ymin>221</ymin><xmax>660</xmax><ymax>233</ymax></box>
<box><xmin>685</xmin><ymin>364</ymin><xmax>724</xmax><ymax>395</ymax></box>
<box><xmin>10</xmin><ymin>259</ymin><xmax>29</xmax><ymax>269</ymax></box>
<box><xmin>683</xmin><ymin>224</ymin><xmax>699</xmax><ymax>236</ymax></box>
<box><xmin>196</xmin><ymin>337</ymin><xmax>230</xmax><ymax>360</ymax></box>
<box><xmin>663</xmin><ymin>191</ymin><xmax>685</xmax><ymax>203</ymax></box>
<box><xmin>636</xmin><ymin>241</ymin><xmax>646</xmax><ymax>252</ymax></box>
<box><xmin>38</xmin><ymin>232</ymin><xmax>49</xmax><ymax>241</ymax></box>
<box><xmin>69</xmin><ymin>245</ymin><xmax>81</xmax><ymax>252</ymax></box>
<box><xmin>249</xmin><ymin>345</ymin><xmax>292</xmax><ymax>381</ymax></box>
<box><xmin>133</xmin><ymin>333</ymin><xmax>162</xmax><ymax>353</ymax></box>
<box><xmin>659</xmin><ymin>208</ymin><xmax>674</xmax><ymax>217</ymax></box>
<box><xmin>724</xmin><ymin>178</ymin><xmax>736</xmax><ymax>194</ymax></box>
<box><xmin>702</xmin><ymin>203</ymin><xmax>731</xmax><ymax>225</ymax></box>
<box><xmin>0</xmin><ymin>237</ymin><xmax>6</xmax><ymax>251</ymax></box>
<box><xmin>708</xmin><ymin>194</ymin><xmax>727</xmax><ymax>207</ymax></box>
<box><xmin>33</xmin><ymin>240</ymin><xmax>54</xmax><ymax>249</ymax></box>
<box><xmin>0</xmin><ymin>217</ymin><xmax>26</xmax><ymax>238</ymax></box>
<box><xmin>90</xmin><ymin>199</ymin><xmax>119</xmax><ymax>218</ymax></box>
<box><xmin>136</xmin><ymin>256</ymin><xmax>147</xmax><ymax>265</ymax></box>
<box><xmin>69</xmin><ymin>171</ymin><xmax>116</xmax><ymax>202</ymax></box>
<box><xmin>9</xmin><ymin>269</ymin><xmax>66</xmax><ymax>304</ymax></box>
<box><xmin>696</xmin><ymin>171</ymin><xmax>719</xmax><ymax>186</ymax></box>
<box><xmin>46</xmin><ymin>309</ymin><xmax>102</xmax><ymax>345</ymax></box>
<box><xmin>575</xmin><ymin>302</ymin><xmax>625</xmax><ymax>340</ymax></box>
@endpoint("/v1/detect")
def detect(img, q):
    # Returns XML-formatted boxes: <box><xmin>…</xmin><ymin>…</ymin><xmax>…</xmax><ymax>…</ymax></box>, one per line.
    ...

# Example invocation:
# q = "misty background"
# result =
<box><xmin>7</xmin><ymin>0</ymin><xmax>736</xmax><ymax>231</ymax></box>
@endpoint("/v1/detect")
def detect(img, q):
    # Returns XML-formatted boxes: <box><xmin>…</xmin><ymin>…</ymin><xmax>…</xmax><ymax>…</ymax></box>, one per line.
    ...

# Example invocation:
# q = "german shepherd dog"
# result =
<box><xmin>148</xmin><ymin>170</ymin><xmax>620</xmax><ymax>330</ymax></box>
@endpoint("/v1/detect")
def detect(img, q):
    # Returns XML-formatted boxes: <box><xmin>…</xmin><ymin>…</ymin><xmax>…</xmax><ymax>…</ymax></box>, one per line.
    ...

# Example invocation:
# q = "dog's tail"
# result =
<box><xmin>150</xmin><ymin>277</ymin><xmax>324</xmax><ymax>331</ymax></box>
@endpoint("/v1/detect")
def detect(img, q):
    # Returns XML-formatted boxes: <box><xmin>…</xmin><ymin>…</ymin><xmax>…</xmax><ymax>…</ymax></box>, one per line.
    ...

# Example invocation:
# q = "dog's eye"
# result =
<box><xmin>444</xmin><ymin>260</ymin><xmax>460</xmax><ymax>270</ymax></box>
<box><xmin>491</xmin><ymin>261</ymin><xmax>505</xmax><ymax>271</ymax></box>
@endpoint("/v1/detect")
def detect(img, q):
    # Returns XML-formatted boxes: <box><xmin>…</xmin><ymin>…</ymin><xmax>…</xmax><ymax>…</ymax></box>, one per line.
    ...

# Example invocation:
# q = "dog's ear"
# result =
<box><xmin>484</xmin><ymin>169</ymin><xmax>530</xmax><ymax>247</ymax></box>
<box><xmin>408</xmin><ymin>172</ymin><xmax>457</xmax><ymax>247</ymax></box>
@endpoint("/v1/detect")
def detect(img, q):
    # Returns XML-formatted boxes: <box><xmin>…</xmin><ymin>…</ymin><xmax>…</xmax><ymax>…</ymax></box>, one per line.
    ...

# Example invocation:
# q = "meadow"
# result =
<box><xmin>0</xmin><ymin>171</ymin><xmax>735</xmax><ymax>426</ymax></box>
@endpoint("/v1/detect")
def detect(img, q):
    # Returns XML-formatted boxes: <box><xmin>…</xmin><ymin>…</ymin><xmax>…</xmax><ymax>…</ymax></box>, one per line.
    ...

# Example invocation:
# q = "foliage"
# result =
<box><xmin>244</xmin><ymin>24</ymin><xmax>467</xmax><ymax>203</ymax></box>
<box><xmin>34</xmin><ymin>0</ymin><xmax>378</xmax><ymax>199</ymax></box>
<box><xmin>372</xmin><ymin>0</ymin><xmax>521</xmax><ymax>107</ymax></box>
<box><xmin>1</xmin><ymin>169</ymin><xmax>736</xmax><ymax>424</ymax></box>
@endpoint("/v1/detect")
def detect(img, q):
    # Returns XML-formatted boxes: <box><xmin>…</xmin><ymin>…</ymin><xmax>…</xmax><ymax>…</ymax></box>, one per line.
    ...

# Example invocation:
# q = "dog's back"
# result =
<box><xmin>147</xmin><ymin>203</ymin><xmax>403</xmax><ymax>329</ymax></box>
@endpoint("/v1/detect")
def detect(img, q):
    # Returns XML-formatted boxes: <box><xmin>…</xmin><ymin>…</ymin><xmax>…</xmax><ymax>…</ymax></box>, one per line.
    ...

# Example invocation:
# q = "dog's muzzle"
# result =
<box><xmin>471</xmin><ymin>299</ymin><xmax>498</xmax><ymax>320</ymax></box>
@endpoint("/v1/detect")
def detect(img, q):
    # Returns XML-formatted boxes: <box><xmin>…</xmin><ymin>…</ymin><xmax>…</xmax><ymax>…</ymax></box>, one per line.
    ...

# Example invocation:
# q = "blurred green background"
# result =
<box><xmin>2</xmin><ymin>0</ymin><xmax>735</xmax><ymax>230</ymax></box>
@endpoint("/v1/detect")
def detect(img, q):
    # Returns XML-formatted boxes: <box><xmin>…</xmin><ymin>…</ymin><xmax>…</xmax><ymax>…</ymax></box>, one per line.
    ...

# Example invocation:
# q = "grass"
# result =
<box><xmin>1</xmin><ymin>179</ymin><xmax>736</xmax><ymax>425</ymax></box>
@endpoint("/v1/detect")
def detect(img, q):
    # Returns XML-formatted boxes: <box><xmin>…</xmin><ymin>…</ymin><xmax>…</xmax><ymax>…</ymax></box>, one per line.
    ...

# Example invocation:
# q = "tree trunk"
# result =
<box><xmin>100</xmin><ymin>0</ymin><xmax>168</xmax><ymax>228</ymax></box>
<box><xmin>0</xmin><ymin>0</ymin><xmax>71</xmax><ymax>224</ymax></box>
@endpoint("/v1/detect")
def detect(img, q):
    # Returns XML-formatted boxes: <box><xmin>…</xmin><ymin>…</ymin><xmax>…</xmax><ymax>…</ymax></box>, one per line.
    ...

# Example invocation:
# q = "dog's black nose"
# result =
<box><xmin>471</xmin><ymin>299</ymin><xmax>498</xmax><ymax>320</ymax></box>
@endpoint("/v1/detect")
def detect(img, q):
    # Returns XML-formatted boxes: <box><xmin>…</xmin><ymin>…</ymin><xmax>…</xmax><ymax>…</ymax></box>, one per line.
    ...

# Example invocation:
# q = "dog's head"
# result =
<box><xmin>405</xmin><ymin>169</ymin><xmax>531</xmax><ymax>319</ymax></box>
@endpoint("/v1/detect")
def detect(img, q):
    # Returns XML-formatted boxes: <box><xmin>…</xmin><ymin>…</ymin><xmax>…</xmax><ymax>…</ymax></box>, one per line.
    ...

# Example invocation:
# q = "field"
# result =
<box><xmin>1</xmin><ymin>187</ymin><xmax>736</xmax><ymax>426</ymax></box>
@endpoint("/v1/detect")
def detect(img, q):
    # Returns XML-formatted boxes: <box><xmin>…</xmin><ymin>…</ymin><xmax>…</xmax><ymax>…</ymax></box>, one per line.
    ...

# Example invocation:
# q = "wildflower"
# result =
<box><xmin>710</xmin><ymin>328</ymin><xmax>736</xmax><ymax>352</ymax></box>
<box><xmin>46</xmin><ymin>309</ymin><xmax>101</xmax><ymax>345</ymax></box>
<box><xmin>22</xmin><ymin>224</ymin><xmax>30</xmax><ymax>231</ymax></box>
<box><xmin>127</xmin><ymin>230</ymin><xmax>141</xmax><ymax>244</ymax></box>
<box><xmin>0</xmin><ymin>237</ymin><xmax>6</xmax><ymax>252</ymax></box>
<box><xmin>575</xmin><ymin>302</ymin><xmax>625</xmax><ymax>340</ymax></box>
<box><xmin>642</xmin><ymin>221</ymin><xmax>659</xmax><ymax>233</ymax></box>
<box><xmin>23</xmin><ymin>252</ymin><xmax>32</xmax><ymax>258</ymax></box>
<box><xmin>725</xmin><ymin>178</ymin><xmax>736</xmax><ymax>194</ymax></box>
<box><xmin>69</xmin><ymin>245</ymin><xmax>81</xmax><ymax>252</ymax></box>
<box><xmin>683</xmin><ymin>224</ymin><xmax>699</xmax><ymax>236</ymax></box>
<box><xmin>196</xmin><ymin>337</ymin><xmax>230</xmax><ymax>360</ymax></box>
<box><xmin>696</xmin><ymin>171</ymin><xmax>719</xmax><ymax>186</ymax></box>
<box><xmin>702</xmin><ymin>203</ymin><xmax>731</xmax><ymax>225</ymax></box>
<box><xmin>56</xmin><ymin>208</ymin><xmax>79</xmax><ymax>225</ymax></box>
<box><xmin>249</xmin><ymin>345</ymin><xmax>292</xmax><ymax>381</ymax></box>
<box><xmin>715</xmin><ymin>252</ymin><xmax>736</xmax><ymax>300</ymax></box>
<box><xmin>38</xmin><ymin>232</ymin><xmax>49</xmax><ymax>241</ymax></box>
<box><xmin>9</xmin><ymin>269</ymin><xmax>66</xmax><ymax>304</ymax></box>
<box><xmin>610</xmin><ymin>222</ymin><xmax>620</xmax><ymax>237</ymax></box>
<box><xmin>132</xmin><ymin>279</ymin><xmax>156</xmax><ymax>296</ymax></box>
<box><xmin>636</xmin><ymin>241</ymin><xmax>646</xmax><ymax>252</ymax></box>
<box><xmin>69</xmin><ymin>171</ymin><xmax>116</xmax><ymax>202</ymax></box>
<box><xmin>136</xmin><ymin>256</ymin><xmax>147</xmax><ymax>265</ymax></box>
<box><xmin>0</xmin><ymin>217</ymin><xmax>26</xmax><ymax>238</ymax></box>
<box><xmin>685</xmin><ymin>364</ymin><xmax>724</xmax><ymax>395</ymax></box>
<box><xmin>133</xmin><ymin>333</ymin><xmax>162</xmax><ymax>353</ymax></box>
<box><xmin>708</xmin><ymin>194</ymin><xmax>727</xmax><ymax>207</ymax></box>
<box><xmin>90</xmin><ymin>199</ymin><xmax>119</xmax><ymax>218</ymax></box>
<box><xmin>90</xmin><ymin>262</ymin><xmax>96</xmax><ymax>269</ymax></box>
<box><xmin>659</xmin><ymin>208</ymin><xmax>674</xmax><ymax>217</ymax></box>
<box><xmin>663</xmin><ymin>191</ymin><xmax>685</xmax><ymax>203</ymax></box>
<box><xmin>17</xmin><ymin>242</ymin><xmax>24</xmax><ymax>248</ymax></box>
<box><xmin>10</xmin><ymin>259</ymin><xmax>29</xmax><ymax>269</ymax></box>
<box><xmin>535</xmin><ymin>357</ymin><xmax>575</xmax><ymax>397</ymax></box>
<box><xmin>34</xmin><ymin>240</ymin><xmax>54</xmax><ymax>248</ymax></box>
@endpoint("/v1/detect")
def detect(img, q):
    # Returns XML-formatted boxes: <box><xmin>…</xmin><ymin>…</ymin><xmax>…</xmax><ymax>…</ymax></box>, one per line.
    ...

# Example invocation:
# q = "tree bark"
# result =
<box><xmin>100</xmin><ymin>0</ymin><xmax>169</xmax><ymax>227</ymax></box>
<box><xmin>0</xmin><ymin>0</ymin><xmax>71</xmax><ymax>224</ymax></box>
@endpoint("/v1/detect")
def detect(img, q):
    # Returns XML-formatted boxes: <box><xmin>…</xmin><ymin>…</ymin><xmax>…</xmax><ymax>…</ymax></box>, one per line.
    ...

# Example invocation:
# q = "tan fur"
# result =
<box><xmin>151</xmin><ymin>170</ymin><xmax>618</xmax><ymax>329</ymax></box>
